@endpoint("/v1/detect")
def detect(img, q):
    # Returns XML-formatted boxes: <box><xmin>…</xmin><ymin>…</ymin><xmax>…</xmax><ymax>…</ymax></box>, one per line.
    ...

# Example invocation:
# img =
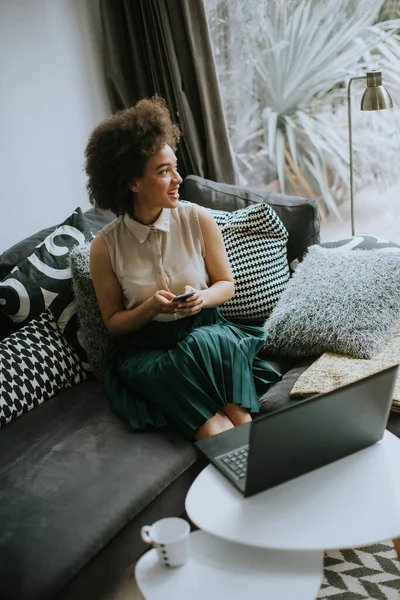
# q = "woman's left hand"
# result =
<box><xmin>174</xmin><ymin>286</ymin><xmax>205</xmax><ymax>315</ymax></box>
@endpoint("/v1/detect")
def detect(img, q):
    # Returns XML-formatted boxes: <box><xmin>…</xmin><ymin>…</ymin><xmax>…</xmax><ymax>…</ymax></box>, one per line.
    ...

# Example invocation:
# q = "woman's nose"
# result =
<box><xmin>173</xmin><ymin>170</ymin><xmax>183</xmax><ymax>184</ymax></box>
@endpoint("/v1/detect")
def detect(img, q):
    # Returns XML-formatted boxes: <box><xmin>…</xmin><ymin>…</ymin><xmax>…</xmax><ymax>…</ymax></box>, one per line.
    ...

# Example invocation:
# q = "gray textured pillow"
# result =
<box><xmin>69</xmin><ymin>245</ymin><xmax>108</xmax><ymax>378</ymax></box>
<box><xmin>263</xmin><ymin>245</ymin><xmax>400</xmax><ymax>359</ymax></box>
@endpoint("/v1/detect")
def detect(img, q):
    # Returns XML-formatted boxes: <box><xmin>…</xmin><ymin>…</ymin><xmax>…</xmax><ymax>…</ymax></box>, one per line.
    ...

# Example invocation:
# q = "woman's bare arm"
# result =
<box><xmin>198</xmin><ymin>206</ymin><xmax>234</xmax><ymax>306</ymax></box>
<box><xmin>174</xmin><ymin>207</ymin><xmax>234</xmax><ymax>316</ymax></box>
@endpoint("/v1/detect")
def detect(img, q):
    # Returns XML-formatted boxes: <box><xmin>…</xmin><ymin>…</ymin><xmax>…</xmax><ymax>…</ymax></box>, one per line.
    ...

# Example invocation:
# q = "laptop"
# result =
<box><xmin>195</xmin><ymin>365</ymin><xmax>398</xmax><ymax>497</ymax></box>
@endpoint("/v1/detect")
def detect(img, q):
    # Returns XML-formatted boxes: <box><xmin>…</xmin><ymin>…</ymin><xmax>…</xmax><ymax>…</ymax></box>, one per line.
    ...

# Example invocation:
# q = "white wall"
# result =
<box><xmin>0</xmin><ymin>0</ymin><xmax>112</xmax><ymax>253</ymax></box>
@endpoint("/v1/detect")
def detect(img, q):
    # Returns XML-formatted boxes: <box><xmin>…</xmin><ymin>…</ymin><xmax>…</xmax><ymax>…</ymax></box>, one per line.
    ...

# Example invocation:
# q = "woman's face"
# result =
<box><xmin>131</xmin><ymin>144</ymin><xmax>183</xmax><ymax>212</ymax></box>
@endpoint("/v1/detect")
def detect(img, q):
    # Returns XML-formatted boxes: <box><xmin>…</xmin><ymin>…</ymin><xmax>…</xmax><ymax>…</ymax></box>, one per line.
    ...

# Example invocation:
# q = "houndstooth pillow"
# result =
<box><xmin>0</xmin><ymin>310</ymin><xmax>86</xmax><ymax>428</ymax></box>
<box><xmin>210</xmin><ymin>203</ymin><xmax>290</xmax><ymax>320</ymax></box>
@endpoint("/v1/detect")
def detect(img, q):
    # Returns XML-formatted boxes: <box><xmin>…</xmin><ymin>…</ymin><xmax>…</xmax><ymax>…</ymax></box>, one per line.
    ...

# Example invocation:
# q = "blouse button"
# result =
<box><xmin>157</xmin><ymin>267</ymin><xmax>162</xmax><ymax>273</ymax></box>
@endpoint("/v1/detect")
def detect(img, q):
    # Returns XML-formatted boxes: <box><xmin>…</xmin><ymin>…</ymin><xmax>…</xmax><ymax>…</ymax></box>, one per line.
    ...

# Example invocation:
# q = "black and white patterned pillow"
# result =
<box><xmin>0</xmin><ymin>208</ymin><xmax>93</xmax><ymax>365</ymax></box>
<box><xmin>210</xmin><ymin>203</ymin><xmax>290</xmax><ymax>321</ymax></box>
<box><xmin>320</xmin><ymin>234</ymin><xmax>400</xmax><ymax>252</ymax></box>
<box><xmin>0</xmin><ymin>310</ymin><xmax>86</xmax><ymax>428</ymax></box>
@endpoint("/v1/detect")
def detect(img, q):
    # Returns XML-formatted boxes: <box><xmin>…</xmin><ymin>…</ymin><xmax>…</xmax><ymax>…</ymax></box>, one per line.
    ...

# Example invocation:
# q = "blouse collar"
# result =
<box><xmin>123</xmin><ymin>209</ymin><xmax>171</xmax><ymax>243</ymax></box>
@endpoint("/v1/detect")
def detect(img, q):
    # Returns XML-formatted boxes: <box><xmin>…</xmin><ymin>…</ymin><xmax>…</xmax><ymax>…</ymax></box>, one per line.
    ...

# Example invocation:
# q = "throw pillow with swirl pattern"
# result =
<box><xmin>0</xmin><ymin>208</ymin><xmax>93</xmax><ymax>366</ymax></box>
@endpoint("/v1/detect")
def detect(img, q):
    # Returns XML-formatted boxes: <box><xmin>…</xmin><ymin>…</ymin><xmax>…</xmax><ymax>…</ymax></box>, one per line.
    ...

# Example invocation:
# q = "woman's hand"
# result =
<box><xmin>174</xmin><ymin>286</ymin><xmax>205</xmax><ymax>316</ymax></box>
<box><xmin>150</xmin><ymin>290</ymin><xmax>178</xmax><ymax>316</ymax></box>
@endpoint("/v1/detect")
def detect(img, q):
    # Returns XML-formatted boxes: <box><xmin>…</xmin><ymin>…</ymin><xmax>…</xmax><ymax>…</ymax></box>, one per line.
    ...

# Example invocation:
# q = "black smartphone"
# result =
<box><xmin>172</xmin><ymin>291</ymin><xmax>196</xmax><ymax>302</ymax></box>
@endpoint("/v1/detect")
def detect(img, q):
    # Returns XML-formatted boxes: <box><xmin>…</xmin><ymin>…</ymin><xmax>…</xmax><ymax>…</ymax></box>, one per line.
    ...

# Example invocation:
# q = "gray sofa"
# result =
<box><xmin>0</xmin><ymin>175</ymin><xmax>399</xmax><ymax>600</ymax></box>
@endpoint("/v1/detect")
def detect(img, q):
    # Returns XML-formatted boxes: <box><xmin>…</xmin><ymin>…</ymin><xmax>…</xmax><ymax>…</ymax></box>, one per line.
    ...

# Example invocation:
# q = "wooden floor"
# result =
<box><xmin>103</xmin><ymin>561</ymin><xmax>144</xmax><ymax>600</ymax></box>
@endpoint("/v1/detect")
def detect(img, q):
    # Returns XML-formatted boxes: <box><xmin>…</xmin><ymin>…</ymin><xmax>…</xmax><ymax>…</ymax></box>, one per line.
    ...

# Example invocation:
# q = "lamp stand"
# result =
<box><xmin>347</xmin><ymin>76</ymin><xmax>366</xmax><ymax>238</ymax></box>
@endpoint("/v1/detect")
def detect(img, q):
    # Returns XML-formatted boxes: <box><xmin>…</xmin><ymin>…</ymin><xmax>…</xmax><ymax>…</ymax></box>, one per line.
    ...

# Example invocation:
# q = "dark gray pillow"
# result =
<box><xmin>69</xmin><ymin>245</ymin><xmax>108</xmax><ymax>378</ymax></box>
<box><xmin>263</xmin><ymin>245</ymin><xmax>400</xmax><ymax>359</ymax></box>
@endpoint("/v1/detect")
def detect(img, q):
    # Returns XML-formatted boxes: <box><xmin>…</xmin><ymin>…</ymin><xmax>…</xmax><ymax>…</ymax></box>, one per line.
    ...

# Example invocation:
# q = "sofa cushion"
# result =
<box><xmin>209</xmin><ymin>203</ymin><xmax>290</xmax><ymax>320</ymax></box>
<box><xmin>180</xmin><ymin>175</ymin><xmax>320</xmax><ymax>263</ymax></box>
<box><xmin>0</xmin><ymin>310</ymin><xmax>86</xmax><ymax>427</ymax></box>
<box><xmin>263</xmin><ymin>245</ymin><xmax>400</xmax><ymax>359</ymax></box>
<box><xmin>0</xmin><ymin>381</ymin><xmax>198</xmax><ymax>600</ymax></box>
<box><xmin>257</xmin><ymin>358</ymin><xmax>315</xmax><ymax>414</ymax></box>
<box><xmin>84</xmin><ymin>207</ymin><xmax>115</xmax><ymax>236</ymax></box>
<box><xmin>0</xmin><ymin>208</ymin><xmax>93</xmax><ymax>363</ymax></box>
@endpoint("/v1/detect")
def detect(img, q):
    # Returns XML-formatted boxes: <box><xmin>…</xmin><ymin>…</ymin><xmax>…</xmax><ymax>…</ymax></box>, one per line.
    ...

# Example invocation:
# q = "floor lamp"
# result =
<box><xmin>347</xmin><ymin>70</ymin><xmax>393</xmax><ymax>237</ymax></box>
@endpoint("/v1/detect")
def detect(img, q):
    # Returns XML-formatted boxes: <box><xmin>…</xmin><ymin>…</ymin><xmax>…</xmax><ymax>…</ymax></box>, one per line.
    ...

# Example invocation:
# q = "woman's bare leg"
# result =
<box><xmin>221</xmin><ymin>403</ymin><xmax>252</xmax><ymax>426</ymax></box>
<box><xmin>195</xmin><ymin>411</ymin><xmax>234</xmax><ymax>441</ymax></box>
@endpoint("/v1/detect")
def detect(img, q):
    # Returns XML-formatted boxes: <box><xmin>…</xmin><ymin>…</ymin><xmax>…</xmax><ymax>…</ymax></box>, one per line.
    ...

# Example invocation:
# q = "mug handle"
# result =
<box><xmin>141</xmin><ymin>525</ymin><xmax>153</xmax><ymax>545</ymax></box>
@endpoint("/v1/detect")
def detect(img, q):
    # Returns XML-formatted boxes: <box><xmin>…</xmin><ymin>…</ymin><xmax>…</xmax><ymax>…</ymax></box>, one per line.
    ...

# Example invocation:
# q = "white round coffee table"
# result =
<box><xmin>135</xmin><ymin>530</ymin><xmax>323</xmax><ymax>600</ymax></box>
<box><xmin>186</xmin><ymin>430</ymin><xmax>400</xmax><ymax>553</ymax></box>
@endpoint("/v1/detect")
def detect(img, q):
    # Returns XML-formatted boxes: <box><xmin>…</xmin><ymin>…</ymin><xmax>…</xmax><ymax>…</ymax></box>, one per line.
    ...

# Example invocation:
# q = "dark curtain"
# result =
<box><xmin>100</xmin><ymin>0</ymin><xmax>237</xmax><ymax>184</ymax></box>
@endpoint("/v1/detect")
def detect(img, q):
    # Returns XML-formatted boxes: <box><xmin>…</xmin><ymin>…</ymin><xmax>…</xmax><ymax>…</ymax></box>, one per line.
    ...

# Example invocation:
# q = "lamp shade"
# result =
<box><xmin>361</xmin><ymin>71</ymin><xmax>393</xmax><ymax>111</ymax></box>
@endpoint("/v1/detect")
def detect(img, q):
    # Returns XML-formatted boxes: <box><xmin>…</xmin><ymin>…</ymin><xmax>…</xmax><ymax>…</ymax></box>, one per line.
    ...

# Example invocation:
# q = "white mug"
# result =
<box><xmin>140</xmin><ymin>517</ymin><xmax>190</xmax><ymax>567</ymax></box>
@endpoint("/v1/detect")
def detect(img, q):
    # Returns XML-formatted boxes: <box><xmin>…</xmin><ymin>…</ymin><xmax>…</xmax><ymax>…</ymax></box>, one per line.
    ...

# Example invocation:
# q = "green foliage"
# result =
<box><xmin>379</xmin><ymin>0</ymin><xmax>400</xmax><ymax>21</ymax></box>
<box><xmin>206</xmin><ymin>0</ymin><xmax>400</xmax><ymax>215</ymax></box>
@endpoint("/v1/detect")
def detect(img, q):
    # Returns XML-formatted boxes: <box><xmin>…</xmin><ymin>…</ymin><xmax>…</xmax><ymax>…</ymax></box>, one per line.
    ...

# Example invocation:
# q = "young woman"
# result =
<box><xmin>86</xmin><ymin>96</ymin><xmax>280</xmax><ymax>441</ymax></box>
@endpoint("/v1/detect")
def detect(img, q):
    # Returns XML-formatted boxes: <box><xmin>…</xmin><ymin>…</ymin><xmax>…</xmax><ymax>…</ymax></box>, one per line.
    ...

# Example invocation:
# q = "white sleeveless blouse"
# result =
<box><xmin>99</xmin><ymin>202</ymin><xmax>210</xmax><ymax>322</ymax></box>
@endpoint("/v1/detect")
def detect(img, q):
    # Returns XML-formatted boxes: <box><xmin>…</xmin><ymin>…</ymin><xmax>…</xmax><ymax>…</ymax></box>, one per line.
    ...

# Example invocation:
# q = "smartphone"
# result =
<box><xmin>172</xmin><ymin>291</ymin><xmax>196</xmax><ymax>302</ymax></box>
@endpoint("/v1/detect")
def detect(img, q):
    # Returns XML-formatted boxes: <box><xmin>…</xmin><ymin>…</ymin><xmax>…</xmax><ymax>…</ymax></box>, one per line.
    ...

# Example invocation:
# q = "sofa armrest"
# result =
<box><xmin>180</xmin><ymin>175</ymin><xmax>320</xmax><ymax>263</ymax></box>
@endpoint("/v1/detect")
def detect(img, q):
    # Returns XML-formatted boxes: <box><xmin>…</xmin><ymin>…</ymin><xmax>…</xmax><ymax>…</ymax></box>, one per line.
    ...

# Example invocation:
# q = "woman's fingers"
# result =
<box><xmin>155</xmin><ymin>288</ymin><xmax>205</xmax><ymax>316</ymax></box>
<box><xmin>154</xmin><ymin>291</ymin><xmax>177</xmax><ymax>313</ymax></box>
<box><xmin>159</xmin><ymin>290</ymin><xmax>176</xmax><ymax>301</ymax></box>
<box><xmin>177</xmin><ymin>294</ymin><xmax>199</xmax><ymax>308</ymax></box>
<box><xmin>176</xmin><ymin>292</ymin><xmax>204</xmax><ymax>314</ymax></box>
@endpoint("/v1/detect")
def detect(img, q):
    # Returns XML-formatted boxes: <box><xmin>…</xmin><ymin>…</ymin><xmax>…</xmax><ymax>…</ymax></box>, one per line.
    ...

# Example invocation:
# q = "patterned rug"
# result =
<box><xmin>318</xmin><ymin>540</ymin><xmax>400</xmax><ymax>599</ymax></box>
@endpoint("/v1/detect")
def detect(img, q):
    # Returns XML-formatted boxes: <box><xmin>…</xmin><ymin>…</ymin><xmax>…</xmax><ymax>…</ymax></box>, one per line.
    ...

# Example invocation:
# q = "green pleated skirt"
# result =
<box><xmin>104</xmin><ymin>308</ymin><xmax>281</xmax><ymax>440</ymax></box>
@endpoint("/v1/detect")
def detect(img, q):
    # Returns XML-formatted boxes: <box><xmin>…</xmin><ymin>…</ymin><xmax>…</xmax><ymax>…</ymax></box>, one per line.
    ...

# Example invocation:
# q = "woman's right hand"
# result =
<box><xmin>150</xmin><ymin>290</ymin><xmax>177</xmax><ymax>316</ymax></box>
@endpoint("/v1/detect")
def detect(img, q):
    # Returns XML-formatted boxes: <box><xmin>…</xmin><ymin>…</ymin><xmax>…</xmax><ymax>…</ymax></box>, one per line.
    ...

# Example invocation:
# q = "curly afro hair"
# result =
<box><xmin>84</xmin><ymin>95</ymin><xmax>181</xmax><ymax>217</ymax></box>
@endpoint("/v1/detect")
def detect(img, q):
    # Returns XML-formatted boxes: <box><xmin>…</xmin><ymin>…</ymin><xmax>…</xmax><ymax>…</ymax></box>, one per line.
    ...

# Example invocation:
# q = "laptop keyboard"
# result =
<box><xmin>216</xmin><ymin>445</ymin><xmax>249</xmax><ymax>479</ymax></box>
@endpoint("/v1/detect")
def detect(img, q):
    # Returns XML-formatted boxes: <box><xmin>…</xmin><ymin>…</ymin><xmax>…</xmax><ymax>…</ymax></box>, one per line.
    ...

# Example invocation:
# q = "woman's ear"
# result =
<box><xmin>129</xmin><ymin>181</ymin><xmax>138</xmax><ymax>193</ymax></box>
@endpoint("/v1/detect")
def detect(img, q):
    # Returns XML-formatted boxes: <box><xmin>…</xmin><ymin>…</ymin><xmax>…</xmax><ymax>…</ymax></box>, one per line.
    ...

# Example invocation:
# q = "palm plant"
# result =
<box><xmin>379</xmin><ymin>0</ymin><xmax>400</xmax><ymax>21</ymax></box>
<box><xmin>206</xmin><ymin>0</ymin><xmax>400</xmax><ymax>216</ymax></box>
